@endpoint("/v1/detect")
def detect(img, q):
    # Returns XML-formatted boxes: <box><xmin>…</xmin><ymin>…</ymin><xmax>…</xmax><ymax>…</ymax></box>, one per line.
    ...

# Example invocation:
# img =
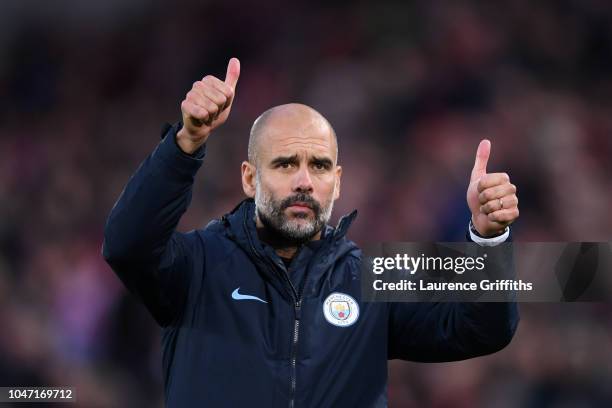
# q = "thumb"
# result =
<box><xmin>470</xmin><ymin>139</ymin><xmax>491</xmax><ymax>182</ymax></box>
<box><xmin>224</xmin><ymin>57</ymin><xmax>240</xmax><ymax>90</ymax></box>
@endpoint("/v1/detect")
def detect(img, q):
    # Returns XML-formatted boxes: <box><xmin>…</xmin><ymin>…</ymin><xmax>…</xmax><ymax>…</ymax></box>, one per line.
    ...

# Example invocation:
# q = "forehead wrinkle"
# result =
<box><xmin>269</xmin><ymin>141</ymin><xmax>333</xmax><ymax>161</ymax></box>
<box><xmin>276</xmin><ymin>139</ymin><xmax>331</xmax><ymax>150</ymax></box>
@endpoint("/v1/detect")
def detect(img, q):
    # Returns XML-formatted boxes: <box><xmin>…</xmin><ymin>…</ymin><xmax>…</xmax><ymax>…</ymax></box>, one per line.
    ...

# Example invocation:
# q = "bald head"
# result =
<box><xmin>248</xmin><ymin>103</ymin><xmax>337</xmax><ymax>166</ymax></box>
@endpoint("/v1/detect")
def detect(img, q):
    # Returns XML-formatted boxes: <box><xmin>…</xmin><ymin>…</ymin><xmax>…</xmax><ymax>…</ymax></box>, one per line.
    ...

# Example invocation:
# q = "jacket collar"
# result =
<box><xmin>221</xmin><ymin>198</ymin><xmax>359</xmax><ymax>298</ymax></box>
<box><xmin>222</xmin><ymin>198</ymin><xmax>358</xmax><ymax>244</ymax></box>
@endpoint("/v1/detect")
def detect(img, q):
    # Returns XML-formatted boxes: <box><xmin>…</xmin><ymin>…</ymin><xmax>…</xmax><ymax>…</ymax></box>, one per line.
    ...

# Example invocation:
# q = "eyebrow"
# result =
<box><xmin>269</xmin><ymin>154</ymin><xmax>334</xmax><ymax>168</ymax></box>
<box><xmin>310</xmin><ymin>156</ymin><xmax>333</xmax><ymax>168</ymax></box>
<box><xmin>270</xmin><ymin>155</ymin><xmax>299</xmax><ymax>167</ymax></box>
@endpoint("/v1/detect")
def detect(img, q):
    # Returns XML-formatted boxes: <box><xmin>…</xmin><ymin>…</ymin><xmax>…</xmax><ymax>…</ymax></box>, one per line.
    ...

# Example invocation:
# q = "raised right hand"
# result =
<box><xmin>176</xmin><ymin>57</ymin><xmax>240</xmax><ymax>154</ymax></box>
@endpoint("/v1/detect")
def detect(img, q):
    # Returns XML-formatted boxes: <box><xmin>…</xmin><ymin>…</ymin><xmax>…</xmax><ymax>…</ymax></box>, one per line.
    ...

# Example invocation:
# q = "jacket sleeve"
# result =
<box><xmin>102</xmin><ymin>122</ymin><xmax>206</xmax><ymax>327</ymax></box>
<box><xmin>388</xmin><ymin>230</ymin><xmax>519</xmax><ymax>362</ymax></box>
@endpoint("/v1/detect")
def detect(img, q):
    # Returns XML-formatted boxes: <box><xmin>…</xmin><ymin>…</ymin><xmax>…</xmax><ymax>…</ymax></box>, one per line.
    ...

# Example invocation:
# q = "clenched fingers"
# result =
<box><xmin>186</xmin><ymin>77</ymin><xmax>234</xmax><ymax>124</ymax></box>
<box><xmin>201</xmin><ymin>75</ymin><xmax>234</xmax><ymax>113</ymax></box>
<box><xmin>181</xmin><ymin>99</ymin><xmax>210</xmax><ymax>124</ymax></box>
<box><xmin>478</xmin><ymin>182</ymin><xmax>516</xmax><ymax>204</ymax></box>
<box><xmin>487</xmin><ymin>208</ymin><xmax>520</xmax><ymax>224</ymax></box>
<box><xmin>187</xmin><ymin>92</ymin><xmax>220</xmax><ymax>124</ymax></box>
<box><xmin>477</xmin><ymin>173</ymin><xmax>510</xmax><ymax>192</ymax></box>
<box><xmin>192</xmin><ymin>83</ymin><xmax>227</xmax><ymax>109</ymax></box>
<box><xmin>480</xmin><ymin>194</ymin><xmax>518</xmax><ymax>214</ymax></box>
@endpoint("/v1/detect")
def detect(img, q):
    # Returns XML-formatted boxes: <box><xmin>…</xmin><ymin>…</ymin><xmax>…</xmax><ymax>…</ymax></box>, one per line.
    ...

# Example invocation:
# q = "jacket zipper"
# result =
<box><xmin>274</xmin><ymin>258</ymin><xmax>301</xmax><ymax>408</ymax></box>
<box><xmin>289</xmin><ymin>299</ymin><xmax>301</xmax><ymax>408</ymax></box>
<box><xmin>243</xmin><ymin>215</ymin><xmax>303</xmax><ymax>408</ymax></box>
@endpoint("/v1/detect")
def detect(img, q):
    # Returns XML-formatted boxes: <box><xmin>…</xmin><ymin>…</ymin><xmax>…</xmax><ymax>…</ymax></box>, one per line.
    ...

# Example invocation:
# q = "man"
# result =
<box><xmin>103</xmin><ymin>58</ymin><xmax>520</xmax><ymax>407</ymax></box>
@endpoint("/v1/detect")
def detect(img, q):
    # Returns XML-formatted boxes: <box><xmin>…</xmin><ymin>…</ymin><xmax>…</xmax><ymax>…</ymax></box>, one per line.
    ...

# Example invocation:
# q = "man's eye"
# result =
<box><xmin>279</xmin><ymin>163</ymin><xmax>292</xmax><ymax>169</ymax></box>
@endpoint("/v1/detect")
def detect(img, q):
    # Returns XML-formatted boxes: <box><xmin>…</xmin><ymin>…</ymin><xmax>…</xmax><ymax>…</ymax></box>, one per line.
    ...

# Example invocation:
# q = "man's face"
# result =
<box><xmin>245</xmin><ymin>107</ymin><xmax>341</xmax><ymax>244</ymax></box>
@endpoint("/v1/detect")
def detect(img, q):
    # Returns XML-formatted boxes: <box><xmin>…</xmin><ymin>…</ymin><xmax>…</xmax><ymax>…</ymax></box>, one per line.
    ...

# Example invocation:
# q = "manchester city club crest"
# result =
<box><xmin>323</xmin><ymin>292</ymin><xmax>359</xmax><ymax>327</ymax></box>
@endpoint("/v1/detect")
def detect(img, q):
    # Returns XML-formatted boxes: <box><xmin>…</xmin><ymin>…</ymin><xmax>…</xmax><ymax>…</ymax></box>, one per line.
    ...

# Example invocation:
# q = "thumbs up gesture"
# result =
<box><xmin>466</xmin><ymin>140</ymin><xmax>519</xmax><ymax>237</ymax></box>
<box><xmin>176</xmin><ymin>57</ymin><xmax>241</xmax><ymax>154</ymax></box>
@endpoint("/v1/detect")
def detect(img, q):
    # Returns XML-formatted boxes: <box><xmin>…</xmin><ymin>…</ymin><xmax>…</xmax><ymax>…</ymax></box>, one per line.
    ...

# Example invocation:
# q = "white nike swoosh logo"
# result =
<box><xmin>231</xmin><ymin>287</ymin><xmax>267</xmax><ymax>303</ymax></box>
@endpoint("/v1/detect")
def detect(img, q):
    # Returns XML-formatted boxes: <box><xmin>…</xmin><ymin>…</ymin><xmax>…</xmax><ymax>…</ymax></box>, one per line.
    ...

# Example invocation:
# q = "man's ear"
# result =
<box><xmin>333</xmin><ymin>165</ymin><xmax>342</xmax><ymax>200</ymax></box>
<box><xmin>241</xmin><ymin>161</ymin><xmax>256</xmax><ymax>198</ymax></box>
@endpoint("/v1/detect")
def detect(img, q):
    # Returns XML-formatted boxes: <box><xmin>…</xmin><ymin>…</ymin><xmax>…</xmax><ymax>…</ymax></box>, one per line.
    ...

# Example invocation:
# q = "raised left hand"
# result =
<box><xmin>466</xmin><ymin>140</ymin><xmax>519</xmax><ymax>237</ymax></box>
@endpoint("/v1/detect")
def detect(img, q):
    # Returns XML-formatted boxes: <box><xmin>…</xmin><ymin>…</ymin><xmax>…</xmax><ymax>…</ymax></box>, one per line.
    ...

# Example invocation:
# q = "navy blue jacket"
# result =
<box><xmin>102</xmin><ymin>123</ymin><xmax>519</xmax><ymax>408</ymax></box>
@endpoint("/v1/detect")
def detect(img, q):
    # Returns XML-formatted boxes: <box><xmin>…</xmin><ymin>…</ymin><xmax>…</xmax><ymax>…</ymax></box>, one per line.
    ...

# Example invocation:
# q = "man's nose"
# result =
<box><xmin>293</xmin><ymin>166</ymin><xmax>314</xmax><ymax>193</ymax></box>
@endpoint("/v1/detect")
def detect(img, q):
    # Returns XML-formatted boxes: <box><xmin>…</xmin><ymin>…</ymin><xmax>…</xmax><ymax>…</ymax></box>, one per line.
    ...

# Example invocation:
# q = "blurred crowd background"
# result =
<box><xmin>1</xmin><ymin>0</ymin><xmax>611</xmax><ymax>406</ymax></box>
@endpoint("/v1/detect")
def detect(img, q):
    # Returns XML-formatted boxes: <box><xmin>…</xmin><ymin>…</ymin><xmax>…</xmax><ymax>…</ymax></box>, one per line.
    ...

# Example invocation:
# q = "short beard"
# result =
<box><xmin>254</xmin><ymin>174</ymin><xmax>334</xmax><ymax>246</ymax></box>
